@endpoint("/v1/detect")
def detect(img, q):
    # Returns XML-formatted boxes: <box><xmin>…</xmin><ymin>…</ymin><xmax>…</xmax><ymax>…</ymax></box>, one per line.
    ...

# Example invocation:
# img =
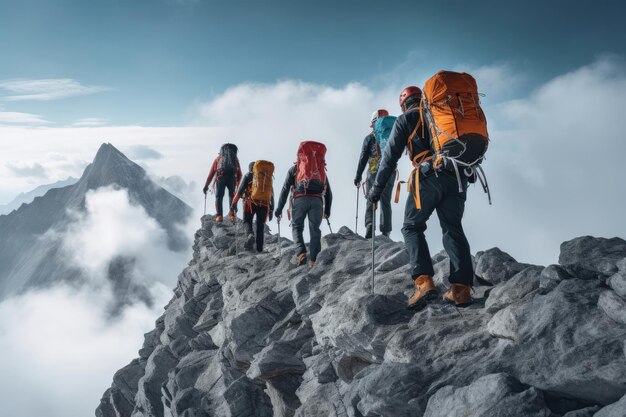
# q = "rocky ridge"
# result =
<box><xmin>97</xmin><ymin>216</ymin><xmax>626</xmax><ymax>417</ymax></box>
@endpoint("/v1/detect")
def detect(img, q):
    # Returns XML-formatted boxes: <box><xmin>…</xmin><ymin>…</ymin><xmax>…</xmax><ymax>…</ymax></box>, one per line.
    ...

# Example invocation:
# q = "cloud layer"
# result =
<box><xmin>0</xmin><ymin>186</ymin><xmax>192</xmax><ymax>417</ymax></box>
<box><xmin>0</xmin><ymin>78</ymin><xmax>111</xmax><ymax>101</ymax></box>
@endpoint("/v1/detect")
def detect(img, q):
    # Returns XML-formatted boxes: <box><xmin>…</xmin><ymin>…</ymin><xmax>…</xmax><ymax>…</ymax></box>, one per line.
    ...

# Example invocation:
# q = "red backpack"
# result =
<box><xmin>295</xmin><ymin>141</ymin><xmax>327</xmax><ymax>195</ymax></box>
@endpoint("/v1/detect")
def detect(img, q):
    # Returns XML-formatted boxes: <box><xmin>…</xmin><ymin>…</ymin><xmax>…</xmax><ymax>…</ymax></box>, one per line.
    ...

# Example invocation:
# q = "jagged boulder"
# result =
<box><xmin>559</xmin><ymin>236</ymin><xmax>626</xmax><ymax>279</ymax></box>
<box><xmin>424</xmin><ymin>373</ymin><xmax>555</xmax><ymax>417</ymax></box>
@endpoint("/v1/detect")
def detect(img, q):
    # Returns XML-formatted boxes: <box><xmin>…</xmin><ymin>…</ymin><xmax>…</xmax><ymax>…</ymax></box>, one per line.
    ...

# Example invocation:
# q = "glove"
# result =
<box><xmin>354</xmin><ymin>177</ymin><xmax>361</xmax><ymax>187</ymax></box>
<box><xmin>202</xmin><ymin>186</ymin><xmax>208</xmax><ymax>195</ymax></box>
<box><xmin>368</xmin><ymin>190</ymin><xmax>380</xmax><ymax>204</ymax></box>
<box><xmin>323</xmin><ymin>213</ymin><xmax>330</xmax><ymax>220</ymax></box>
<box><xmin>275</xmin><ymin>210</ymin><xmax>282</xmax><ymax>220</ymax></box>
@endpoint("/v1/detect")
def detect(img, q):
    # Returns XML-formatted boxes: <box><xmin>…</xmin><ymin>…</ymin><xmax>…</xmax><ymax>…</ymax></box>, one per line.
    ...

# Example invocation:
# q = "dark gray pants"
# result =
<box><xmin>215</xmin><ymin>176</ymin><xmax>237</xmax><ymax>216</ymax></box>
<box><xmin>402</xmin><ymin>173</ymin><xmax>473</xmax><ymax>285</ymax></box>
<box><xmin>291</xmin><ymin>196</ymin><xmax>323</xmax><ymax>262</ymax></box>
<box><xmin>244</xmin><ymin>203</ymin><xmax>269</xmax><ymax>252</ymax></box>
<box><xmin>366</xmin><ymin>171</ymin><xmax>394</xmax><ymax>235</ymax></box>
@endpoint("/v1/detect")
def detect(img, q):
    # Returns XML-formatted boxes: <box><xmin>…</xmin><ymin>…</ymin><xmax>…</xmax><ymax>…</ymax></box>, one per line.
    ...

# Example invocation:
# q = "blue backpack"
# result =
<box><xmin>373</xmin><ymin>115</ymin><xmax>397</xmax><ymax>160</ymax></box>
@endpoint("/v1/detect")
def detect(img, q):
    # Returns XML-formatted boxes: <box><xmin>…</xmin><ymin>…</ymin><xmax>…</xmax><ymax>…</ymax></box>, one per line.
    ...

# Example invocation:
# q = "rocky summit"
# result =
<box><xmin>96</xmin><ymin>216</ymin><xmax>626</xmax><ymax>417</ymax></box>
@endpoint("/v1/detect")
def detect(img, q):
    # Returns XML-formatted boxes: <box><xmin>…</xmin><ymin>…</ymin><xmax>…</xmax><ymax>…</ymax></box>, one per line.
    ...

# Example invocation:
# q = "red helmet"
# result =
<box><xmin>399</xmin><ymin>86</ymin><xmax>422</xmax><ymax>111</ymax></box>
<box><xmin>370</xmin><ymin>109</ymin><xmax>389</xmax><ymax>127</ymax></box>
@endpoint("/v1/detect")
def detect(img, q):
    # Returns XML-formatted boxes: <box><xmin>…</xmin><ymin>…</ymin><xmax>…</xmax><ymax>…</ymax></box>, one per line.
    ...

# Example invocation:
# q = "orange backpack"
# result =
<box><xmin>422</xmin><ymin>71</ymin><xmax>489</xmax><ymax>169</ymax></box>
<box><xmin>398</xmin><ymin>71</ymin><xmax>492</xmax><ymax>209</ymax></box>
<box><xmin>250</xmin><ymin>160</ymin><xmax>274</xmax><ymax>202</ymax></box>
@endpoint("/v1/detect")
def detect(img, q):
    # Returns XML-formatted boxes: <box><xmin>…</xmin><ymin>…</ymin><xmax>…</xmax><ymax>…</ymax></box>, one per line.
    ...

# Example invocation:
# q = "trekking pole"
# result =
<box><xmin>277</xmin><ymin>217</ymin><xmax>282</xmax><ymax>256</ymax></box>
<box><xmin>355</xmin><ymin>185</ymin><xmax>359</xmax><ymax>235</ymax></box>
<box><xmin>326</xmin><ymin>218</ymin><xmax>333</xmax><ymax>234</ymax></box>
<box><xmin>234</xmin><ymin>214</ymin><xmax>239</xmax><ymax>257</ymax></box>
<box><xmin>203</xmin><ymin>193</ymin><xmax>207</xmax><ymax>216</ymax></box>
<box><xmin>371</xmin><ymin>202</ymin><xmax>376</xmax><ymax>293</ymax></box>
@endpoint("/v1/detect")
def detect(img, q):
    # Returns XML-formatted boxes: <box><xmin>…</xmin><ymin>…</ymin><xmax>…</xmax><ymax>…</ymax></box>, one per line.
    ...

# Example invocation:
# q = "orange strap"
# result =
<box><xmin>394</xmin><ymin>181</ymin><xmax>406</xmax><ymax>204</ymax></box>
<box><xmin>394</xmin><ymin>151</ymin><xmax>434</xmax><ymax>209</ymax></box>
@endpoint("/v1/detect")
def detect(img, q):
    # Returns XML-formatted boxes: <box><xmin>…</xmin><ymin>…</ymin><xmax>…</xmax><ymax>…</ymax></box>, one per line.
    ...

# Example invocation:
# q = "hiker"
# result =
<box><xmin>275</xmin><ymin>141</ymin><xmax>332</xmax><ymax>267</ymax></box>
<box><xmin>354</xmin><ymin>109</ymin><xmax>396</xmax><ymax>238</ymax></box>
<box><xmin>369</xmin><ymin>79</ymin><xmax>487</xmax><ymax>309</ymax></box>
<box><xmin>231</xmin><ymin>161</ymin><xmax>275</xmax><ymax>252</ymax></box>
<box><xmin>202</xmin><ymin>143</ymin><xmax>242</xmax><ymax>222</ymax></box>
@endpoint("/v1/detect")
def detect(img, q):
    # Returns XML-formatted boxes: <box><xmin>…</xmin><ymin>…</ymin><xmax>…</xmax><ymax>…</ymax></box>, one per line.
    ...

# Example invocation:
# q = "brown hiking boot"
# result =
<box><xmin>215</xmin><ymin>215</ymin><xmax>223</xmax><ymax>223</ymax></box>
<box><xmin>407</xmin><ymin>275</ymin><xmax>438</xmax><ymax>310</ymax></box>
<box><xmin>296</xmin><ymin>253</ymin><xmax>307</xmax><ymax>266</ymax></box>
<box><xmin>229</xmin><ymin>211</ymin><xmax>236</xmax><ymax>222</ymax></box>
<box><xmin>308</xmin><ymin>260</ymin><xmax>316</xmax><ymax>268</ymax></box>
<box><xmin>443</xmin><ymin>284</ymin><xmax>472</xmax><ymax>307</ymax></box>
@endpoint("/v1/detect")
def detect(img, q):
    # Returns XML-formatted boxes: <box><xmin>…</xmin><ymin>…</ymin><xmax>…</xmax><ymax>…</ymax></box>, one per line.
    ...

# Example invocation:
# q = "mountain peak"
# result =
<box><xmin>80</xmin><ymin>143</ymin><xmax>146</xmax><ymax>189</ymax></box>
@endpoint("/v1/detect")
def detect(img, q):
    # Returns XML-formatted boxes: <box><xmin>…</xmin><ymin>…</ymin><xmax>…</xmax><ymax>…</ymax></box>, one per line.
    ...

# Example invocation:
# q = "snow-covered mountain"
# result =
<box><xmin>0</xmin><ymin>177</ymin><xmax>78</xmax><ymax>216</ymax></box>
<box><xmin>0</xmin><ymin>143</ymin><xmax>192</xmax><ymax>301</ymax></box>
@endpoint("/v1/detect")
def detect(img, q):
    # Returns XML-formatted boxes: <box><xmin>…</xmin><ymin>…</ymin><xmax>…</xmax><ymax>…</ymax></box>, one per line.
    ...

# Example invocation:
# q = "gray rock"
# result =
<box><xmin>485</xmin><ymin>266</ymin><xmax>543</xmax><ymax>312</ymax></box>
<box><xmin>475</xmin><ymin>247</ymin><xmax>532</xmax><ymax>285</ymax></box>
<box><xmin>562</xmin><ymin>406</ymin><xmax>601</xmax><ymax>417</ymax></box>
<box><xmin>598</xmin><ymin>290</ymin><xmax>626</xmax><ymax>325</ymax></box>
<box><xmin>539</xmin><ymin>264</ymin><xmax>571</xmax><ymax>294</ymax></box>
<box><xmin>559</xmin><ymin>236</ymin><xmax>626</xmax><ymax>279</ymax></box>
<box><xmin>594</xmin><ymin>391</ymin><xmax>626</xmax><ymax>416</ymax></box>
<box><xmin>247</xmin><ymin>341</ymin><xmax>306</xmax><ymax>381</ymax></box>
<box><xmin>134</xmin><ymin>346</ymin><xmax>178</xmax><ymax>417</ymax></box>
<box><xmin>424</xmin><ymin>373</ymin><xmax>555</xmax><ymax>417</ymax></box>
<box><xmin>97</xmin><ymin>216</ymin><xmax>626</xmax><ymax>417</ymax></box>
<box><xmin>608</xmin><ymin>270</ymin><xmax>626</xmax><ymax>299</ymax></box>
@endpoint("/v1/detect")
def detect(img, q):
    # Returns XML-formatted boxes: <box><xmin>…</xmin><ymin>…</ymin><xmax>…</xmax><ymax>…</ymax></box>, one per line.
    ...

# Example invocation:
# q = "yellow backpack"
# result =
<box><xmin>250</xmin><ymin>160</ymin><xmax>274</xmax><ymax>202</ymax></box>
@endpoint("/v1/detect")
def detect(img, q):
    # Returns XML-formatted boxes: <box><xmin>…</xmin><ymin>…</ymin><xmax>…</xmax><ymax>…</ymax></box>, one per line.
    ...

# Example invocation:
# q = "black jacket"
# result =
<box><xmin>235</xmin><ymin>172</ymin><xmax>275</xmax><ymax>211</ymax></box>
<box><xmin>372</xmin><ymin>107</ymin><xmax>431</xmax><ymax>196</ymax></box>
<box><xmin>355</xmin><ymin>133</ymin><xmax>378</xmax><ymax>181</ymax></box>
<box><xmin>276</xmin><ymin>165</ymin><xmax>333</xmax><ymax>217</ymax></box>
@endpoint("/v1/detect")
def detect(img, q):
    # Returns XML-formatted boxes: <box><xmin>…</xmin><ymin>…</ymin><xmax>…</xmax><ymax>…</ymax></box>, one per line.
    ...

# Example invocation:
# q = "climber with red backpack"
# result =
<box><xmin>275</xmin><ymin>141</ymin><xmax>333</xmax><ymax>267</ymax></box>
<box><xmin>369</xmin><ymin>72</ymin><xmax>490</xmax><ymax>309</ymax></box>
<box><xmin>231</xmin><ymin>161</ymin><xmax>275</xmax><ymax>252</ymax></box>
<box><xmin>202</xmin><ymin>143</ymin><xmax>243</xmax><ymax>223</ymax></box>
<box><xmin>354</xmin><ymin>109</ymin><xmax>397</xmax><ymax>238</ymax></box>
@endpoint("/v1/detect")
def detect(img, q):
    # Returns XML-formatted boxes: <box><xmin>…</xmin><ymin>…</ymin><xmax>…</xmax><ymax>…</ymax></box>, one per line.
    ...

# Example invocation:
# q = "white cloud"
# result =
<box><xmin>0</xmin><ymin>78</ymin><xmax>111</xmax><ymax>101</ymax></box>
<box><xmin>0</xmin><ymin>284</ymin><xmax>170</xmax><ymax>417</ymax></box>
<box><xmin>6</xmin><ymin>161</ymin><xmax>47</xmax><ymax>178</ymax></box>
<box><xmin>0</xmin><ymin>111</ymin><xmax>48</xmax><ymax>124</ymax></box>
<box><xmin>125</xmin><ymin>144</ymin><xmax>163</xmax><ymax>160</ymax></box>
<box><xmin>60</xmin><ymin>187</ymin><xmax>190</xmax><ymax>288</ymax></box>
<box><xmin>0</xmin><ymin>186</ymin><xmax>193</xmax><ymax>417</ymax></box>
<box><xmin>72</xmin><ymin>117</ymin><xmax>109</xmax><ymax>127</ymax></box>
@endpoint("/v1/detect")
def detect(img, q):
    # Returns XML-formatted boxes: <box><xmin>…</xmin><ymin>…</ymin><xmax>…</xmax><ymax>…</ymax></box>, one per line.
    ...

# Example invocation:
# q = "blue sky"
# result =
<box><xmin>1</xmin><ymin>0</ymin><xmax>625</xmax><ymax>126</ymax></box>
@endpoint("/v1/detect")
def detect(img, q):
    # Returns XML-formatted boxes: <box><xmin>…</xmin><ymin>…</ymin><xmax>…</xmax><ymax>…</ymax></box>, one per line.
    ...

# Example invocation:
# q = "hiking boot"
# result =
<box><xmin>229</xmin><ymin>211</ymin><xmax>236</xmax><ymax>222</ymax></box>
<box><xmin>215</xmin><ymin>215</ymin><xmax>223</xmax><ymax>223</ymax></box>
<box><xmin>407</xmin><ymin>275</ymin><xmax>438</xmax><ymax>310</ymax></box>
<box><xmin>308</xmin><ymin>260</ymin><xmax>316</xmax><ymax>268</ymax></box>
<box><xmin>244</xmin><ymin>234</ymin><xmax>255</xmax><ymax>250</ymax></box>
<box><xmin>296</xmin><ymin>253</ymin><xmax>307</xmax><ymax>266</ymax></box>
<box><xmin>443</xmin><ymin>284</ymin><xmax>472</xmax><ymax>307</ymax></box>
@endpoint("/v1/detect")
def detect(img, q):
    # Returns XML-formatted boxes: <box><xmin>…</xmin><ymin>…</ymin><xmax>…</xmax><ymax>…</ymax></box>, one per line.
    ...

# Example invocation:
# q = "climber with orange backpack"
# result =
<box><xmin>231</xmin><ymin>161</ymin><xmax>275</xmax><ymax>252</ymax></box>
<box><xmin>369</xmin><ymin>72</ymin><xmax>490</xmax><ymax>309</ymax></box>
<box><xmin>202</xmin><ymin>143</ymin><xmax>243</xmax><ymax>223</ymax></box>
<box><xmin>275</xmin><ymin>141</ymin><xmax>333</xmax><ymax>267</ymax></box>
<box><xmin>354</xmin><ymin>109</ymin><xmax>397</xmax><ymax>238</ymax></box>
